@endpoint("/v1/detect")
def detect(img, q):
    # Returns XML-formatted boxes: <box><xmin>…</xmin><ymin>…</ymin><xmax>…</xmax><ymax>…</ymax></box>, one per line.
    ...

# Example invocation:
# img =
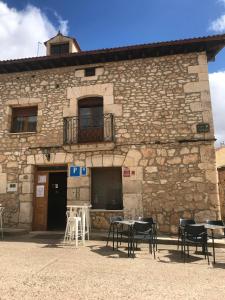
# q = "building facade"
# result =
<box><xmin>0</xmin><ymin>33</ymin><xmax>224</xmax><ymax>233</ymax></box>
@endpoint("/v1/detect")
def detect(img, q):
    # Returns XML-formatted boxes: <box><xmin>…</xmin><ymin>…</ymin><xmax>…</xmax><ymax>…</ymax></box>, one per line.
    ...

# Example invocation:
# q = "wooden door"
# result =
<box><xmin>33</xmin><ymin>171</ymin><xmax>49</xmax><ymax>230</ymax></box>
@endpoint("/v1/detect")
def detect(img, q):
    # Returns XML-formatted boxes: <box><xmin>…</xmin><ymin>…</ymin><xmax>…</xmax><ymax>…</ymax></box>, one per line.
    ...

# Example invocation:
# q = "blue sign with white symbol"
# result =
<box><xmin>70</xmin><ymin>166</ymin><xmax>80</xmax><ymax>177</ymax></box>
<box><xmin>81</xmin><ymin>167</ymin><xmax>87</xmax><ymax>176</ymax></box>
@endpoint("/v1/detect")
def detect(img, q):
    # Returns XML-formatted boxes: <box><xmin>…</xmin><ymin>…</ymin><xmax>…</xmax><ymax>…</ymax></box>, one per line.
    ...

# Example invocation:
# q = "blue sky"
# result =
<box><xmin>0</xmin><ymin>0</ymin><xmax>225</xmax><ymax>144</ymax></box>
<box><xmin>4</xmin><ymin>0</ymin><xmax>225</xmax><ymax>72</ymax></box>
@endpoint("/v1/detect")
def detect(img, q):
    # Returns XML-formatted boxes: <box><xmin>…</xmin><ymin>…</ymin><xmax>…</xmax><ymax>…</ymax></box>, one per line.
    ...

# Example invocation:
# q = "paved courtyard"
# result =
<box><xmin>0</xmin><ymin>235</ymin><xmax>225</xmax><ymax>300</ymax></box>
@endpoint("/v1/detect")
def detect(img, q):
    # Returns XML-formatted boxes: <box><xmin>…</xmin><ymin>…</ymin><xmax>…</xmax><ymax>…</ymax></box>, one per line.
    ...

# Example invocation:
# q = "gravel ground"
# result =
<box><xmin>0</xmin><ymin>236</ymin><xmax>225</xmax><ymax>300</ymax></box>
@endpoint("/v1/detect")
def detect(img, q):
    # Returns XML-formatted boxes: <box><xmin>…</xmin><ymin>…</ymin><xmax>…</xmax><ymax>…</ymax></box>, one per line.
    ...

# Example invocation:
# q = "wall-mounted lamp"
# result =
<box><xmin>42</xmin><ymin>148</ymin><xmax>51</xmax><ymax>161</ymax></box>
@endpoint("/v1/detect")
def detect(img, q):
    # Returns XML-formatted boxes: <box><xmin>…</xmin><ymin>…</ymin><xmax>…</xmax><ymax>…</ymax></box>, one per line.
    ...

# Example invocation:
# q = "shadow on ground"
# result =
<box><xmin>87</xmin><ymin>244</ymin><xmax>130</xmax><ymax>258</ymax></box>
<box><xmin>2</xmin><ymin>235</ymin><xmax>225</xmax><ymax>268</ymax></box>
<box><xmin>1</xmin><ymin>233</ymin><xmax>64</xmax><ymax>248</ymax></box>
<box><xmin>156</xmin><ymin>248</ymin><xmax>225</xmax><ymax>268</ymax></box>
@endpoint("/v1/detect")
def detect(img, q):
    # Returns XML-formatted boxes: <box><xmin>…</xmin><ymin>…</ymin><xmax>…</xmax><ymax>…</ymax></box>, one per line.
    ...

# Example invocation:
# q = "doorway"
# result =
<box><xmin>33</xmin><ymin>166</ymin><xmax>67</xmax><ymax>231</ymax></box>
<box><xmin>47</xmin><ymin>172</ymin><xmax>67</xmax><ymax>230</ymax></box>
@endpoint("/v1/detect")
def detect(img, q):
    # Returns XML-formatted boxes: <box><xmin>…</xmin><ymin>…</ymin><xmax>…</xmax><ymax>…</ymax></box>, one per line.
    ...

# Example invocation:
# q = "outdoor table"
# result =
<box><xmin>191</xmin><ymin>223</ymin><xmax>225</xmax><ymax>264</ymax></box>
<box><xmin>113</xmin><ymin>220</ymin><xmax>148</xmax><ymax>257</ymax></box>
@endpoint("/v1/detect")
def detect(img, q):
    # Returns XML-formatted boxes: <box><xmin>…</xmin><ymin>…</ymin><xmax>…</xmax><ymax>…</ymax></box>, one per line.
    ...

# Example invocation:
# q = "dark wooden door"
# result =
<box><xmin>91</xmin><ymin>167</ymin><xmax>123</xmax><ymax>210</ymax></box>
<box><xmin>47</xmin><ymin>172</ymin><xmax>67</xmax><ymax>230</ymax></box>
<box><xmin>33</xmin><ymin>171</ymin><xmax>49</xmax><ymax>230</ymax></box>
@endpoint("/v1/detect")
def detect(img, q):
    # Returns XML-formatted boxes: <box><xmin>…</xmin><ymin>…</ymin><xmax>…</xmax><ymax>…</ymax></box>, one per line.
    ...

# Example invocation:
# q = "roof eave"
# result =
<box><xmin>0</xmin><ymin>34</ymin><xmax>224</xmax><ymax>74</ymax></box>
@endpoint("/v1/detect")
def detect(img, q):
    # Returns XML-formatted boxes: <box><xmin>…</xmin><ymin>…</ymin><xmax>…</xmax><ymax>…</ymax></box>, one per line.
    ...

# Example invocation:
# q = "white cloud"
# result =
<box><xmin>54</xmin><ymin>11</ymin><xmax>69</xmax><ymax>36</ymax></box>
<box><xmin>209</xmin><ymin>71</ymin><xmax>225</xmax><ymax>146</ymax></box>
<box><xmin>0</xmin><ymin>1</ymin><xmax>69</xmax><ymax>59</ymax></box>
<box><xmin>209</xmin><ymin>0</ymin><xmax>225</xmax><ymax>32</ymax></box>
<box><xmin>210</xmin><ymin>14</ymin><xmax>225</xmax><ymax>32</ymax></box>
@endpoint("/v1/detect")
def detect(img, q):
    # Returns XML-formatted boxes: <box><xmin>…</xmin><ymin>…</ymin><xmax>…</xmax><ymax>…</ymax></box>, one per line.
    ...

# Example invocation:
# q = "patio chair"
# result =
<box><xmin>138</xmin><ymin>217</ymin><xmax>158</xmax><ymax>251</ymax></box>
<box><xmin>177</xmin><ymin>218</ymin><xmax>195</xmax><ymax>250</ymax></box>
<box><xmin>182</xmin><ymin>225</ymin><xmax>209</xmax><ymax>264</ymax></box>
<box><xmin>206</xmin><ymin>220</ymin><xmax>225</xmax><ymax>239</ymax></box>
<box><xmin>132</xmin><ymin>222</ymin><xmax>156</xmax><ymax>259</ymax></box>
<box><xmin>106</xmin><ymin>216</ymin><xmax>125</xmax><ymax>248</ymax></box>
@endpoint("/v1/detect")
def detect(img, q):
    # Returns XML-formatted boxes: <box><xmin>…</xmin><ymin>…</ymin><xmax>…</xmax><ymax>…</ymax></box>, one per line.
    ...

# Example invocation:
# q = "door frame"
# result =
<box><xmin>32</xmin><ymin>165</ymin><xmax>68</xmax><ymax>231</ymax></box>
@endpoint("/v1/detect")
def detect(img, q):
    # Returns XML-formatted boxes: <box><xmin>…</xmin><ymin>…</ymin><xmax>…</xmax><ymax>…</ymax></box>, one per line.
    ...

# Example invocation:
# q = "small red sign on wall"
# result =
<box><xmin>123</xmin><ymin>167</ymin><xmax>130</xmax><ymax>177</ymax></box>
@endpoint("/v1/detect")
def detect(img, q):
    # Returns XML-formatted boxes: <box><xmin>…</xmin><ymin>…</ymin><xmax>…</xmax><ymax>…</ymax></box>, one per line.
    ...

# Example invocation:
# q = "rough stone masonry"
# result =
<box><xmin>0</xmin><ymin>35</ymin><xmax>222</xmax><ymax>233</ymax></box>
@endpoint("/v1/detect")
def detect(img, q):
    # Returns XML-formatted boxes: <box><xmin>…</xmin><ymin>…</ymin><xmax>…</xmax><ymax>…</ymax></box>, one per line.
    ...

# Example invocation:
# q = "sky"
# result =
<box><xmin>0</xmin><ymin>0</ymin><xmax>225</xmax><ymax>145</ymax></box>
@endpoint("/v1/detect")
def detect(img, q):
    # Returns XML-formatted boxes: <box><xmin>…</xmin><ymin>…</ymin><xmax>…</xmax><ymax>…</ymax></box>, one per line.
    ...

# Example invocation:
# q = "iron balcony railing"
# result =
<box><xmin>63</xmin><ymin>113</ymin><xmax>114</xmax><ymax>144</ymax></box>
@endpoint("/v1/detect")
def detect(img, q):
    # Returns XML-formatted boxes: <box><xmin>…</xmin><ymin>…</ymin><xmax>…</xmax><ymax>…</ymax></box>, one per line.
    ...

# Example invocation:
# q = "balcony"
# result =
<box><xmin>63</xmin><ymin>113</ymin><xmax>114</xmax><ymax>146</ymax></box>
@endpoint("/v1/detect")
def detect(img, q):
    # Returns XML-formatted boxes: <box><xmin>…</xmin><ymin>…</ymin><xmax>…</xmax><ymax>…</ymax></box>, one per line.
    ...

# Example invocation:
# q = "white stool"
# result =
<box><xmin>81</xmin><ymin>206</ymin><xmax>90</xmax><ymax>240</ymax></box>
<box><xmin>66</xmin><ymin>205</ymin><xmax>91</xmax><ymax>244</ymax></box>
<box><xmin>0</xmin><ymin>206</ymin><xmax>4</xmax><ymax>240</ymax></box>
<box><xmin>64</xmin><ymin>216</ymin><xmax>82</xmax><ymax>247</ymax></box>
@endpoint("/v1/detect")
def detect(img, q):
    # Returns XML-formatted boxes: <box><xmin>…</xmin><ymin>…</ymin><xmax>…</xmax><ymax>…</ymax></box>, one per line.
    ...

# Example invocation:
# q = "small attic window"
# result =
<box><xmin>85</xmin><ymin>67</ymin><xmax>96</xmax><ymax>77</ymax></box>
<box><xmin>50</xmin><ymin>43</ymin><xmax>69</xmax><ymax>55</ymax></box>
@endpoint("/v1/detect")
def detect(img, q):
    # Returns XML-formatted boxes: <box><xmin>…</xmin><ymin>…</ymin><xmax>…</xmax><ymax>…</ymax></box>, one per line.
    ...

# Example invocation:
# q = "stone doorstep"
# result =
<box><xmin>90</xmin><ymin>230</ymin><xmax>225</xmax><ymax>249</ymax></box>
<box><xmin>29</xmin><ymin>230</ymin><xmax>64</xmax><ymax>235</ymax></box>
<box><xmin>1</xmin><ymin>228</ymin><xmax>29</xmax><ymax>236</ymax></box>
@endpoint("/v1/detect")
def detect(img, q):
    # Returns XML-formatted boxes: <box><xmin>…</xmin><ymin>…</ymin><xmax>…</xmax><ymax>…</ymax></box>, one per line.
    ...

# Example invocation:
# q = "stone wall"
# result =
<box><xmin>0</xmin><ymin>51</ymin><xmax>220</xmax><ymax>232</ymax></box>
<box><xmin>216</xmin><ymin>146</ymin><xmax>225</xmax><ymax>168</ymax></box>
<box><xmin>218</xmin><ymin>168</ymin><xmax>225</xmax><ymax>221</ymax></box>
<box><xmin>90</xmin><ymin>210</ymin><xmax>124</xmax><ymax>230</ymax></box>
<box><xmin>216</xmin><ymin>147</ymin><xmax>225</xmax><ymax>220</ymax></box>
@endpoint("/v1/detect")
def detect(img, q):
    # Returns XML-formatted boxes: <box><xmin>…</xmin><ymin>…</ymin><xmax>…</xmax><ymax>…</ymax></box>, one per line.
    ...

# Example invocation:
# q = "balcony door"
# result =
<box><xmin>78</xmin><ymin>97</ymin><xmax>103</xmax><ymax>143</ymax></box>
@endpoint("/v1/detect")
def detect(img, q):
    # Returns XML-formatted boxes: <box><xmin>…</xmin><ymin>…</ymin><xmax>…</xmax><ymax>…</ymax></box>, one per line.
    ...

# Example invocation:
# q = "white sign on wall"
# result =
<box><xmin>38</xmin><ymin>175</ymin><xmax>47</xmax><ymax>183</ymax></box>
<box><xmin>7</xmin><ymin>183</ymin><xmax>18</xmax><ymax>192</ymax></box>
<box><xmin>36</xmin><ymin>185</ymin><xmax>45</xmax><ymax>197</ymax></box>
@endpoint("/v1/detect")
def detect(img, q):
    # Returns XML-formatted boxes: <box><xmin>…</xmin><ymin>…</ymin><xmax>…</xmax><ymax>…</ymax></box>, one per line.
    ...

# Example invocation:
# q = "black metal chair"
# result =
<box><xmin>106</xmin><ymin>216</ymin><xmax>124</xmax><ymax>249</ymax></box>
<box><xmin>206</xmin><ymin>220</ymin><xmax>225</xmax><ymax>238</ymax></box>
<box><xmin>131</xmin><ymin>222</ymin><xmax>156</xmax><ymax>259</ymax></box>
<box><xmin>182</xmin><ymin>225</ymin><xmax>209</xmax><ymax>264</ymax></box>
<box><xmin>138</xmin><ymin>217</ymin><xmax>158</xmax><ymax>251</ymax></box>
<box><xmin>177</xmin><ymin>218</ymin><xmax>195</xmax><ymax>250</ymax></box>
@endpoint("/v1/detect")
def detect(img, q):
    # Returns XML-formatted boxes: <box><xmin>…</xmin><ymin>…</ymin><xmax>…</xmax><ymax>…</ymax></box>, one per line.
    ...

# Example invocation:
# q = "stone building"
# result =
<box><xmin>0</xmin><ymin>32</ymin><xmax>225</xmax><ymax>233</ymax></box>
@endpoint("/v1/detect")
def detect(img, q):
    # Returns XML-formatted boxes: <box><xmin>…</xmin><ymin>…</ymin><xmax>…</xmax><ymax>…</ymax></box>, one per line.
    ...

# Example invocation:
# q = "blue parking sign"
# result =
<box><xmin>70</xmin><ymin>166</ymin><xmax>80</xmax><ymax>177</ymax></box>
<box><xmin>81</xmin><ymin>167</ymin><xmax>87</xmax><ymax>176</ymax></box>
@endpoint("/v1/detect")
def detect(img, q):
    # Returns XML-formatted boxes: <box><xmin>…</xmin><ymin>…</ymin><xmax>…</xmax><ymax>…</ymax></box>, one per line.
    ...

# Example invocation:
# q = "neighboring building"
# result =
<box><xmin>216</xmin><ymin>146</ymin><xmax>225</xmax><ymax>221</ymax></box>
<box><xmin>0</xmin><ymin>32</ymin><xmax>225</xmax><ymax>233</ymax></box>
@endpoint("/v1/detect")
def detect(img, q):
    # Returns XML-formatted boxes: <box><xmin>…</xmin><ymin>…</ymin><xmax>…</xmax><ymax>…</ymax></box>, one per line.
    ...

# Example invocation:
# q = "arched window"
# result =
<box><xmin>78</xmin><ymin>97</ymin><xmax>103</xmax><ymax>143</ymax></box>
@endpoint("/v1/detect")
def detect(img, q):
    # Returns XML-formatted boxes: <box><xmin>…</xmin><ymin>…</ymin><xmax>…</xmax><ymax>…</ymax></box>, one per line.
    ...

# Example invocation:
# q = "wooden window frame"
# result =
<box><xmin>11</xmin><ymin>106</ymin><xmax>38</xmax><ymax>133</ymax></box>
<box><xmin>50</xmin><ymin>43</ymin><xmax>69</xmax><ymax>55</ymax></box>
<box><xmin>91</xmin><ymin>167</ymin><xmax>123</xmax><ymax>210</ymax></box>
